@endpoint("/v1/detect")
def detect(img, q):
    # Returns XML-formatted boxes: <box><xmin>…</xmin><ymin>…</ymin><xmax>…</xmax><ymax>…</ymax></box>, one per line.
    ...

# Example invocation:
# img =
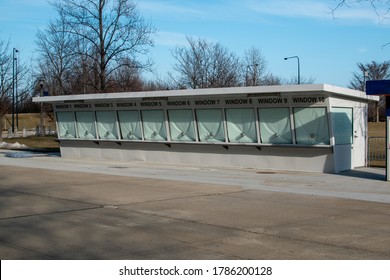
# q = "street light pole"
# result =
<box><xmin>15</xmin><ymin>51</ymin><xmax>19</xmax><ymax>130</ymax></box>
<box><xmin>12</xmin><ymin>48</ymin><xmax>18</xmax><ymax>134</ymax></box>
<box><xmin>39</xmin><ymin>79</ymin><xmax>45</xmax><ymax>136</ymax></box>
<box><xmin>284</xmin><ymin>56</ymin><xmax>300</xmax><ymax>84</ymax></box>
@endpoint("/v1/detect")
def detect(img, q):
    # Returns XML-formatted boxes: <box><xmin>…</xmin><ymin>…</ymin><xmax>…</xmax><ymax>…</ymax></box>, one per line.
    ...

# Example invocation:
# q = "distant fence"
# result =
<box><xmin>368</xmin><ymin>137</ymin><xmax>386</xmax><ymax>167</ymax></box>
<box><xmin>1</xmin><ymin>126</ymin><xmax>57</xmax><ymax>139</ymax></box>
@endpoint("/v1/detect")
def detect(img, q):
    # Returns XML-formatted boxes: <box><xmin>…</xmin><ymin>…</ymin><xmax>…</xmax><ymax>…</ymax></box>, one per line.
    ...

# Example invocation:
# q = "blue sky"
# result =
<box><xmin>1</xmin><ymin>0</ymin><xmax>389</xmax><ymax>87</ymax></box>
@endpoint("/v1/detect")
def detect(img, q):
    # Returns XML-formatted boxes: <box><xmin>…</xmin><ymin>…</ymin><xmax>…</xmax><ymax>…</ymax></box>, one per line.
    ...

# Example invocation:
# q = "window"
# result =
<box><xmin>75</xmin><ymin>111</ymin><xmax>96</xmax><ymax>139</ymax></box>
<box><xmin>168</xmin><ymin>109</ymin><xmax>196</xmax><ymax>141</ymax></box>
<box><xmin>141</xmin><ymin>110</ymin><xmax>167</xmax><ymax>141</ymax></box>
<box><xmin>258</xmin><ymin>108</ymin><xmax>292</xmax><ymax>144</ymax></box>
<box><xmin>332</xmin><ymin>107</ymin><xmax>353</xmax><ymax>145</ymax></box>
<box><xmin>196</xmin><ymin>109</ymin><xmax>225</xmax><ymax>142</ymax></box>
<box><xmin>293</xmin><ymin>107</ymin><xmax>330</xmax><ymax>145</ymax></box>
<box><xmin>226</xmin><ymin>108</ymin><xmax>257</xmax><ymax>143</ymax></box>
<box><xmin>56</xmin><ymin>112</ymin><xmax>76</xmax><ymax>139</ymax></box>
<box><xmin>96</xmin><ymin>111</ymin><xmax>118</xmax><ymax>139</ymax></box>
<box><xmin>118</xmin><ymin>111</ymin><xmax>142</xmax><ymax>140</ymax></box>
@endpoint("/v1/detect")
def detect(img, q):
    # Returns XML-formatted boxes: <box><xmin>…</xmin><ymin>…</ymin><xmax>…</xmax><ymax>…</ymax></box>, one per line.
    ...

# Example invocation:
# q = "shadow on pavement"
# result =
<box><xmin>338</xmin><ymin>168</ymin><xmax>386</xmax><ymax>181</ymax></box>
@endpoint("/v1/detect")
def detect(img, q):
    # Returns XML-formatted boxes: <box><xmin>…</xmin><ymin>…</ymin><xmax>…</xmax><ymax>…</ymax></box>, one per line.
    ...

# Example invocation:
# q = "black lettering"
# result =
<box><xmin>74</xmin><ymin>104</ymin><xmax>90</xmax><ymax>109</ymax></box>
<box><xmin>195</xmin><ymin>99</ymin><xmax>217</xmax><ymax>106</ymax></box>
<box><xmin>225</xmin><ymin>99</ymin><xmax>249</xmax><ymax>105</ymax></box>
<box><xmin>258</xmin><ymin>97</ymin><xmax>283</xmax><ymax>104</ymax></box>
<box><xmin>140</xmin><ymin>101</ymin><xmax>160</xmax><ymax>107</ymax></box>
<box><xmin>119</xmin><ymin>266</ymin><xmax>131</xmax><ymax>276</ymax></box>
<box><xmin>292</xmin><ymin>97</ymin><xmax>318</xmax><ymax>103</ymax></box>
<box><xmin>95</xmin><ymin>103</ymin><xmax>112</xmax><ymax>108</ymax></box>
<box><xmin>55</xmin><ymin>104</ymin><xmax>71</xmax><ymax>109</ymax></box>
<box><xmin>167</xmin><ymin>100</ymin><xmax>188</xmax><ymax>106</ymax></box>
<box><xmin>117</xmin><ymin>102</ymin><xmax>135</xmax><ymax>107</ymax></box>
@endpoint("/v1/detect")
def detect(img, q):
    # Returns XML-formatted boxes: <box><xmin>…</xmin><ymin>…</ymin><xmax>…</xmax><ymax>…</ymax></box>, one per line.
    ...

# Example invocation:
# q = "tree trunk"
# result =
<box><xmin>99</xmin><ymin>0</ymin><xmax>106</xmax><ymax>93</ymax></box>
<box><xmin>0</xmin><ymin>115</ymin><xmax>3</xmax><ymax>142</ymax></box>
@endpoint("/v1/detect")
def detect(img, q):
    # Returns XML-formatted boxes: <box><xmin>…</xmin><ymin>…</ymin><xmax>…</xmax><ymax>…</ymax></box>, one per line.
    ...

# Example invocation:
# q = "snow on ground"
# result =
<box><xmin>0</xmin><ymin>142</ymin><xmax>28</xmax><ymax>149</ymax></box>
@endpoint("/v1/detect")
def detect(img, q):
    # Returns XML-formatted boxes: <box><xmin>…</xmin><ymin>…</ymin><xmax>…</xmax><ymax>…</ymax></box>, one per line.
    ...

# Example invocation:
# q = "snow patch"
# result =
<box><xmin>0</xmin><ymin>142</ymin><xmax>28</xmax><ymax>149</ymax></box>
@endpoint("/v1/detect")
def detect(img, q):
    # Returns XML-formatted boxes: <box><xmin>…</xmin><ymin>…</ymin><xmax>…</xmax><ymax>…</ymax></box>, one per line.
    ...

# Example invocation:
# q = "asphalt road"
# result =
<box><xmin>0</xmin><ymin>150</ymin><xmax>389</xmax><ymax>259</ymax></box>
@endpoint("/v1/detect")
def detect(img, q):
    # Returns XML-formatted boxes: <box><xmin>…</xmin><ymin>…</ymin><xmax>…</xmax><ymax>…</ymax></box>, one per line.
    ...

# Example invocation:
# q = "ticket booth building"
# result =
<box><xmin>34</xmin><ymin>84</ymin><xmax>377</xmax><ymax>173</ymax></box>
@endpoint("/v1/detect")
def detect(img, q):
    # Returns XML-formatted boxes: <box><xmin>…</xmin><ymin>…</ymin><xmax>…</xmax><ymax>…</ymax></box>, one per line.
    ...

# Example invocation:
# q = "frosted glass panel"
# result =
<box><xmin>332</xmin><ymin>107</ymin><xmax>353</xmax><ymax>145</ymax></box>
<box><xmin>259</xmin><ymin>108</ymin><xmax>292</xmax><ymax>144</ymax></box>
<box><xmin>96</xmin><ymin>111</ymin><xmax>118</xmax><ymax>139</ymax></box>
<box><xmin>168</xmin><ymin>109</ymin><xmax>196</xmax><ymax>141</ymax></box>
<box><xmin>118</xmin><ymin>111</ymin><xmax>142</xmax><ymax>140</ymax></box>
<box><xmin>56</xmin><ymin>112</ymin><xmax>76</xmax><ymax>139</ymax></box>
<box><xmin>75</xmin><ymin>111</ymin><xmax>96</xmax><ymax>139</ymax></box>
<box><xmin>226</xmin><ymin>108</ymin><xmax>257</xmax><ymax>143</ymax></box>
<box><xmin>294</xmin><ymin>107</ymin><xmax>330</xmax><ymax>145</ymax></box>
<box><xmin>141</xmin><ymin>110</ymin><xmax>167</xmax><ymax>141</ymax></box>
<box><xmin>196</xmin><ymin>109</ymin><xmax>225</xmax><ymax>142</ymax></box>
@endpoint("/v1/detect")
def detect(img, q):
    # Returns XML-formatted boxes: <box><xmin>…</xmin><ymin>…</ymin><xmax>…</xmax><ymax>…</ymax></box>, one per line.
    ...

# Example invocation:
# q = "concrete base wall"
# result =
<box><xmin>59</xmin><ymin>141</ymin><xmax>337</xmax><ymax>173</ymax></box>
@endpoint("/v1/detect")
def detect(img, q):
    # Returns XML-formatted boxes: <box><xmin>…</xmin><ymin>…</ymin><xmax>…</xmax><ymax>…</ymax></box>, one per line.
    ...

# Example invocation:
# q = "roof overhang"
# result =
<box><xmin>33</xmin><ymin>84</ymin><xmax>379</xmax><ymax>104</ymax></box>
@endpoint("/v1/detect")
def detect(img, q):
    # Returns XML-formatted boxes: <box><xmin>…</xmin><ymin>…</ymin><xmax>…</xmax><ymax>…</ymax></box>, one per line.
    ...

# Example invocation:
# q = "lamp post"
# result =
<box><xmin>12</xmin><ymin>48</ymin><xmax>18</xmax><ymax>134</ymax></box>
<box><xmin>39</xmin><ymin>79</ymin><xmax>45</xmax><ymax>136</ymax></box>
<box><xmin>284</xmin><ymin>56</ymin><xmax>300</xmax><ymax>84</ymax></box>
<box><xmin>15</xmin><ymin>51</ymin><xmax>19</xmax><ymax>130</ymax></box>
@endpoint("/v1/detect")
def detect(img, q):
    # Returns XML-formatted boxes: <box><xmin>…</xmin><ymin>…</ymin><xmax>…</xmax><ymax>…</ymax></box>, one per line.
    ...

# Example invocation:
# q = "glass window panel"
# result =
<box><xmin>95</xmin><ymin>111</ymin><xmax>118</xmax><ymax>140</ymax></box>
<box><xmin>75</xmin><ymin>111</ymin><xmax>96</xmax><ymax>139</ymax></box>
<box><xmin>117</xmin><ymin>110</ymin><xmax>142</xmax><ymax>140</ymax></box>
<box><xmin>226</xmin><ymin>108</ymin><xmax>257</xmax><ymax>143</ymax></box>
<box><xmin>141</xmin><ymin>110</ymin><xmax>167</xmax><ymax>141</ymax></box>
<box><xmin>196</xmin><ymin>109</ymin><xmax>225</xmax><ymax>142</ymax></box>
<box><xmin>56</xmin><ymin>111</ymin><xmax>76</xmax><ymax>139</ymax></box>
<box><xmin>168</xmin><ymin>109</ymin><xmax>196</xmax><ymax>141</ymax></box>
<box><xmin>259</xmin><ymin>108</ymin><xmax>292</xmax><ymax>144</ymax></box>
<box><xmin>294</xmin><ymin>107</ymin><xmax>330</xmax><ymax>145</ymax></box>
<box><xmin>332</xmin><ymin>107</ymin><xmax>353</xmax><ymax>145</ymax></box>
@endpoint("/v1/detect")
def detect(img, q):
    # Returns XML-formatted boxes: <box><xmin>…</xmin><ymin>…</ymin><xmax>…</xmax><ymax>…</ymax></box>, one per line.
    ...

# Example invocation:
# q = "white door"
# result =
<box><xmin>352</xmin><ymin>107</ymin><xmax>367</xmax><ymax>168</ymax></box>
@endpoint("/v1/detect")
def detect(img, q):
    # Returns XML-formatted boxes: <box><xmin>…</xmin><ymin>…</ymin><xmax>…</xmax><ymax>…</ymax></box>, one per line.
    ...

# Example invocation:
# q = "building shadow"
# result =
<box><xmin>337</xmin><ymin>167</ymin><xmax>386</xmax><ymax>181</ymax></box>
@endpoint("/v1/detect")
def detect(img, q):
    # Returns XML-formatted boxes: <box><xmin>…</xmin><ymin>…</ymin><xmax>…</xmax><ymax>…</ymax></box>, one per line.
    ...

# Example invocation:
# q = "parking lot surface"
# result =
<box><xmin>0</xmin><ymin>150</ymin><xmax>389</xmax><ymax>259</ymax></box>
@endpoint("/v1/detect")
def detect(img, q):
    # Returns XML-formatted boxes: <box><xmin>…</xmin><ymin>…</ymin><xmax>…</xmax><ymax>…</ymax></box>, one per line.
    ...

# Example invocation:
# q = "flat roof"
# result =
<box><xmin>33</xmin><ymin>84</ymin><xmax>378</xmax><ymax>103</ymax></box>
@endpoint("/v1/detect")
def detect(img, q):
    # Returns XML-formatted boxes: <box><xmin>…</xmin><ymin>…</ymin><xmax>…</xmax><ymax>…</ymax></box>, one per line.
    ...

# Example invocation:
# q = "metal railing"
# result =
<box><xmin>368</xmin><ymin>137</ymin><xmax>386</xmax><ymax>167</ymax></box>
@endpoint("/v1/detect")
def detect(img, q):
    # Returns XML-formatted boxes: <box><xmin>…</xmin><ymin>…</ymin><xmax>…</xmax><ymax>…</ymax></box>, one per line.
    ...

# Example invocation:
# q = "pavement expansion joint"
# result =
<box><xmin>2</xmin><ymin>188</ymin><xmax>101</xmax><ymax>208</ymax></box>
<box><xmin>129</xmin><ymin>208</ymin><xmax>390</xmax><ymax>259</ymax></box>
<box><xmin>111</xmin><ymin>190</ymin><xmax>246</xmax><ymax>207</ymax></box>
<box><xmin>0</xmin><ymin>206</ymin><xmax>103</xmax><ymax>221</ymax></box>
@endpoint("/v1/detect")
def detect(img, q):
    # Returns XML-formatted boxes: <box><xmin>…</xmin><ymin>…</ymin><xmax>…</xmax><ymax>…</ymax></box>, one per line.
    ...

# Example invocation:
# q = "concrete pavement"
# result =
<box><xmin>0</xmin><ymin>149</ymin><xmax>389</xmax><ymax>259</ymax></box>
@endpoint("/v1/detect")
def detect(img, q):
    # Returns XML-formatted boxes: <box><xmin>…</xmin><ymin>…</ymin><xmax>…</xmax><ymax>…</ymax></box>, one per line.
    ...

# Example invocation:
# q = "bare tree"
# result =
<box><xmin>262</xmin><ymin>73</ymin><xmax>282</xmax><ymax>85</ymax></box>
<box><xmin>349</xmin><ymin>61</ymin><xmax>390</xmax><ymax>121</ymax></box>
<box><xmin>242</xmin><ymin>47</ymin><xmax>268</xmax><ymax>86</ymax></box>
<box><xmin>350</xmin><ymin>61</ymin><xmax>390</xmax><ymax>90</ymax></box>
<box><xmin>283</xmin><ymin>76</ymin><xmax>316</xmax><ymax>85</ymax></box>
<box><xmin>331</xmin><ymin>0</ymin><xmax>390</xmax><ymax>20</ymax></box>
<box><xmin>172</xmin><ymin>36</ymin><xmax>241</xmax><ymax>89</ymax></box>
<box><xmin>143</xmin><ymin>76</ymin><xmax>177</xmax><ymax>91</ymax></box>
<box><xmin>111</xmin><ymin>57</ymin><xmax>144</xmax><ymax>92</ymax></box>
<box><xmin>36</xmin><ymin>16</ymin><xmax>75</xmax><ymax>96</ymax></box>
<box><xmin>0</xmin><ymin>38</ymin><xmax>34</xmax><ymax>139</ymax></box>
<box><xmin>331</xmin><ymin>0</ymin><xmax>390</xmax><ymax>35</ymax></box>
<box><xmin>51</xmin><ymin>0</ymin><xmax>155</xmax><ymax>93</ymax></box>
<box><xmin>0</xmin><ymin>38</ymin><xmax>12</xmax><ymax>140</ymax></box>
